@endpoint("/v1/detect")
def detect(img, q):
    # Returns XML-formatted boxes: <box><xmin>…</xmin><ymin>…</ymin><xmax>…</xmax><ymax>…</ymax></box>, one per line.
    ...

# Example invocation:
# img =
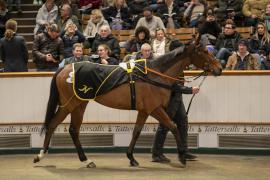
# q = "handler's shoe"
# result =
<box><xmin>152</xmin><ymin>154</ymin><xmax>171</xmax><ymax>163</ymax></box>
<box><xmin>184</xmin><ymin>152</ymin><xmax>197</xmax><ymax>160</ymax></box>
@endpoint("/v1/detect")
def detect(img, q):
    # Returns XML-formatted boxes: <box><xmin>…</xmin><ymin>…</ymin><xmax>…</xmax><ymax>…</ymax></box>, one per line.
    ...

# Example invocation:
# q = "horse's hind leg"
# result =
<box><xmin>151</xmin><ymin>107</ymin><xmax>186</xmax><ymax>167</ymax></box>
<box><xmin>33</xmin><ymin>108</ymin><xmax>69</xmax><ymax>163</ymax></box>
<box><xmin>126</xmin><ymin>111</ymin><xmax>148</xmax><ymax>167</ymax></box>
<box><xmin>69</xmin><ymin>102</ymin><xmax>96</xmax><ymax>168</ymax></box>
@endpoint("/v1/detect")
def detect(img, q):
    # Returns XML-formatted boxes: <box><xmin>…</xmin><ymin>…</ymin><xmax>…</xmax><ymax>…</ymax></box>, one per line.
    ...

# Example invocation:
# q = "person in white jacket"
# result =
<box><xmin>83</xmin><ymin>9</ymin><xmax>109</xmax><ymax>48</ymax></box>
<box><xmin>34</xmin><ymin>0</ymin><xmax>58</xmax><ymax>35</ymax></box>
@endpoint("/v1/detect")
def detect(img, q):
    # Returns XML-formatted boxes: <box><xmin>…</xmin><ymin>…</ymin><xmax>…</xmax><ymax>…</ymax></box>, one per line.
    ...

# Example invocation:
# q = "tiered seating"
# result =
<box><xmin>0</xmin><ymin>4</ymin><xmax>256</xmax><ymax>70</ymax></box>
<box><xmin>235</xmin><ymin>27</ymin><xmax>253</xmax><ymax>39</ymax></box>
<box><xmin>167</xmin><ymin>28</ymin><xmax>196</xmax><ymax>43</ymax></box>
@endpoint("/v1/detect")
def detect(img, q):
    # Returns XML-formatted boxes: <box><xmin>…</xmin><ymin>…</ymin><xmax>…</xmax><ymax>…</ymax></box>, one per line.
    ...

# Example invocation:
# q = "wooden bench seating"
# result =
<box><xmin>235</xmin><ymin>27</ymin><xmax>253</xmax><ymax>39</ymax></box>
<box><xmin>80</xmin><ymin>24</ymin><xmax>254</xmax><ymax>61</ymax></box>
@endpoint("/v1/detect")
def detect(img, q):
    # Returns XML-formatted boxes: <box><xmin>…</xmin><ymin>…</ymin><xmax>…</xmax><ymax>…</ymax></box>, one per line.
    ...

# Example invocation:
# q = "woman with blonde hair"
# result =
<box><xmin>83</xmin><ymin>9</ymin><xmax>109</xmax><ymax>48</ymax></box>
<box><xmin>102</xmin><ymin>0</ymin><xmax>131</xmax><ymax>30</ymax></box>
<box><xmin>249</xmin><ymin>22</ymin><xmax>270</xmax><ymax>63</ymax></box>
<box><xmin>151</xmin><ymin>28</ymin><xmax>172</xmax><ymax>58</ymax></box>
<box><xmin>0</xmin><ymin>19</ymin><xmax>28</xmax><ymax>72</ymax></box>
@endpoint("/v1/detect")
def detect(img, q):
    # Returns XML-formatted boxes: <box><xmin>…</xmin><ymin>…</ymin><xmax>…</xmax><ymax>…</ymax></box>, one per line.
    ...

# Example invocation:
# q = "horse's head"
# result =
<box><xmin>187</xmin><ymin>35</ymin><xmax>222</xmax><ymax>76</ymax></box>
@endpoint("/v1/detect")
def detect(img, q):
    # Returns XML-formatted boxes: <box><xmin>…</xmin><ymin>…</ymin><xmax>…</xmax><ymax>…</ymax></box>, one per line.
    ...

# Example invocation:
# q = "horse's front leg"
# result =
<box><xmin>126</xmin><ymin>111</ymin><xmax>148</xmax><ymax>167</ymax></box>
<box><xmin>151</xmin><ymin>107</ymin><xmax>186</xmax><ymax>167</ymax></box>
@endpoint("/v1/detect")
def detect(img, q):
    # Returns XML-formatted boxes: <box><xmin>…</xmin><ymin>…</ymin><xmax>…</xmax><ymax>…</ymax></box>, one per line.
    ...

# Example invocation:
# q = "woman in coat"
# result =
<box><xmin>0</xmin><ymin>19</ymin><xmax>28</xmax><ymax>72</ymax></box>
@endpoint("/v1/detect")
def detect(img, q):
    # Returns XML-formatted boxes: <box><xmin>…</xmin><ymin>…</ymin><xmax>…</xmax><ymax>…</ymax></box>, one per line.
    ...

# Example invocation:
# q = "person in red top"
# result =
<box><xmin>79</xmin><ymin>0</ymin><xmax>102</xmax><ymax>14</ymax></box>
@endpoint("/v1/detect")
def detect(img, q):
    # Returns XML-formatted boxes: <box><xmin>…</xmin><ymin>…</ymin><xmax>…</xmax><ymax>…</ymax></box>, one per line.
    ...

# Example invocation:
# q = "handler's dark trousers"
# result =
<box><xmin>152</xmin><ymin>98</ymin><xmax>188</xmax><ymax>156</ymax></box>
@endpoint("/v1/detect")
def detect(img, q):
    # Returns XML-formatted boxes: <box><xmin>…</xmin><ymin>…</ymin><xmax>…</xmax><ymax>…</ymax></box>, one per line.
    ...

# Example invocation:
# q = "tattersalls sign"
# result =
<box><xmin>0</xmin><ymin>124</ymin><xmax>270</xmax><ymax>135</ymax></box>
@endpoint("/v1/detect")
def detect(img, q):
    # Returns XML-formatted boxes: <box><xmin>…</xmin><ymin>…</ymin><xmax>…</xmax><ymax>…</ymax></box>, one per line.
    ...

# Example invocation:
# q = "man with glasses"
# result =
<box><xmin>215</xmin><ymin>20</ymin><xmax>242</xmax><ymax>68</ymax></box>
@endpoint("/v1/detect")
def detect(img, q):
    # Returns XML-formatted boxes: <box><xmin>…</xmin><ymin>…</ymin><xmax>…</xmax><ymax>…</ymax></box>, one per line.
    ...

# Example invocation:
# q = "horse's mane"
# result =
<box><xmin>149</xmin><ymin>45</ymin><xmax>186</xmax><ymax>72</ymax></box>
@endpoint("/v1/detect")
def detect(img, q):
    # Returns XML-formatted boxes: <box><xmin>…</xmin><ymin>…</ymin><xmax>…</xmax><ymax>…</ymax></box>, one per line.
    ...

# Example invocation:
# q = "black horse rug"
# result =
<box><xmin>72</xmin><ymin>60</ymin><xmax>146</xmax><ymax>100</ymax></box>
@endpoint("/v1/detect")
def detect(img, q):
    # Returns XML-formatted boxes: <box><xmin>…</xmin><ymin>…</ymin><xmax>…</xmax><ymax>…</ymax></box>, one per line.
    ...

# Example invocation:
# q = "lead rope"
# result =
<box><xmin>186</xmin><ymin>72</ymin><xmax>208</xmax><ymax>115</ymax></box>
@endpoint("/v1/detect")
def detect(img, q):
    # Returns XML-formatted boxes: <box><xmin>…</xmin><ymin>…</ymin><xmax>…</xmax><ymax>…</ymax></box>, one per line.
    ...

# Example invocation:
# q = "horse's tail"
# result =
<box><xmin>41</xmin><ymin>68</ymin><xmax>63</xmax><ymax>135</ymax></box>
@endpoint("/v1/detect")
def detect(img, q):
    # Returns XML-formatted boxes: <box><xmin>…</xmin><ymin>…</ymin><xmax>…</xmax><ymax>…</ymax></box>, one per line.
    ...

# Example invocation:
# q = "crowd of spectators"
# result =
<box><xmin>1</xmin><ymin>0</ymin><xmax>270</xmax><ymax>72</ymax></box>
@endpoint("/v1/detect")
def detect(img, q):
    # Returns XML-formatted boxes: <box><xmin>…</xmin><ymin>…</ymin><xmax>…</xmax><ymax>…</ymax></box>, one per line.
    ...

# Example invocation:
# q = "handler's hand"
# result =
<box><xmin>192</xmin><ymin>87</ymin><xmax>200</xmax><ymax>94</ymax></box>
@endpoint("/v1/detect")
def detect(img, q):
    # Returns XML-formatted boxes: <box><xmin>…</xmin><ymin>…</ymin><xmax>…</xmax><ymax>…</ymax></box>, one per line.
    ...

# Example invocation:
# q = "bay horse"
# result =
<box><xmin>33</xmin><ymin>41</ymin><xmax>222</xmax><ymax>168</ymax></box>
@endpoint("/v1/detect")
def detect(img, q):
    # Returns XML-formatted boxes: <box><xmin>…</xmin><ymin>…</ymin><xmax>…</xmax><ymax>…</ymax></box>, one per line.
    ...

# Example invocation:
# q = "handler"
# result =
<box><xmin>152</xmin><ymin>83</ymin><xmax>199</xmax><ymax>162</ymax></box>
<box><xmin>152</xmin><ymin>40</ymin><xmax>200</xmax><ymax>163</ymax></box>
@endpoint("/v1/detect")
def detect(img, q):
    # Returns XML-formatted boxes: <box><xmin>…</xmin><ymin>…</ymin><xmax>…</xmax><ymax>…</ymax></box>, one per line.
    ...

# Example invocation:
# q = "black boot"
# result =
<box><xmin>152</xmin><ymin>124</ymin><xmax>170</xmax><ymax>163</ymax></box>
<box><xmin>178</xmin><ymin>118</ymin><xmax>197</xmax><ymax>160</ymax></box>
<box><xmin>184</xmin><ymin>152</ymin><xmax>197</xmax><ymax>160</ymax></box>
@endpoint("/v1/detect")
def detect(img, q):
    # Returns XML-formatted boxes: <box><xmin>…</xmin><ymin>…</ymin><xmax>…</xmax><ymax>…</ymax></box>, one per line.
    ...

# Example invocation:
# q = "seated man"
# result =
<box><xmin>242</xmin><ymin>0</ymin><xmax>268</xmax><ymax>27</ymax></box>
<box><xmin>225</xmin><ymin>39</ymin><xmax>260</xmax><ymax>70</ymax></box>
<box><xmin>91</xmin><ymin>24</ymin><xmax>120</xmax><ymax>59</ymax></box>
<box><xmin>215</xmin><ymin>20</ymin><xmax>242</xmax><ymax>68</ymax></box>
<box><xmin>135</xmin><ymin>7</ymin><xmax>165</xmax><ymax>37</ymax></box>
<box><xmin>59</xmin><ymin>43</ymin><xmax>92</xmax><ymax>68</ymax></box>
<box><xmin>261</xmin><ymin>51</ymin><xmax>270</xmax><ymax>70</ymax></box>
<box><xmin>124</xmin><ymin>43</ymin><xmax>154</xmax><ymax>61</ymax></box>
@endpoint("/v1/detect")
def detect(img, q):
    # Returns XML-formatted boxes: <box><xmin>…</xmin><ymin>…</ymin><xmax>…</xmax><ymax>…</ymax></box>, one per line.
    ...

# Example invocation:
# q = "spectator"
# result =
<box><xmin>55</xmin><ymin>4</ymin><xmax>82</xmax><ymax>32</ymax></box>
<box><xmin>56</xmin><ymin>0</ymin><xmax>80</xmax><ymax>18</ymax></box>
<box><xmin>148</xmin><ymin>0</ymin><xmax>164</xmax><ymax>12</ymax></box>
<box><xmin>102</xmin><ymin>0</ymin><xmax>131</xmax><ymax>30</ymax></box>
<box><xmin>198</xmin><ymin>9</ymin><xmax>221</xmax><ymax>52</ymax></box>
<box><xmin>249</xmin><ymin>22</ymin><xmax>270</xmax><ymax>64</ymax></box>
<box><xmin>183</xmin><ymin>0</ymin><xmax>205</xmax><ymax>28</ymax></box>
<box><xmin>124</xmin><ymin>43</ymin><xmax>154</xmax><ymax>61</ymax></box>
<box><xmin>135</xmin><ymin>7</ymin><xmax>165</xmax><ymax>37</ymax></box>
<box><xmin>32</xmin><ymin>23</ymin><xmax>64</xmax><ymax>71</ymax></box>
<box><xmin>59</xmin><ymin>43</ymin><xmax>92</xmax><ymax>68</ymax></box>
<box><xmin>91</xmin><ymin>44</ymin><xmax>118</xmax><ymax>64</ymax></box>
<box><xmin>206</xmin><ymin>0</ymin><xmax>217</xmax><ymax>9</ymax></box>
<box><xmin>215</xmin><ymin>20</ymin><xmax>242</xmax><ymax>68</ymax></box>
<box><xmin>242</xmin><ymin>0</ymin><xmax>268</xmax><ymax>27</ymax></box>
<box><xmin>7</xmin><ymin>0</ymin><xmax>21</xmax><ymax>14</ymax></box>
<box><xmin>225</xmin><ymin>39</ymin><xmax>259</xmax><ymax>70</ymax></box>
<box><xmin>199</xmin><ymin>9</ymin><xmax>221</xmax><ymax>38</ymax></box>
<box><xmin>157</xmin><ymin>0</ymin><xmax>182</xmax><ymax>29</ymax></box>
<box><xmin>261</xmin><ymin>51</ymin><xmax>270</xmax><ymax>69</ymax></box>
<box><xmin>79</xmin><ymin>0</ymin><xmax>102</xmax><ymax>14</ymax></box>
<box><xmin>127</xmin><ymin>0</ymin><xmax>148</xmax><ymax>16</ymax></box>
<box><xmin>215</xmin><ymin>0</ymin><xmax>244</xmax><ymax>26</ymax></box>
<box><xmin>0</xmin><ymin>19</ymin><xmax>28</xmax><ymax>72</ymax></box>
<box><xmin>34</xmin><ymin>0</ymin><xmax>58</xmax><ymax>35</ymax></box>
<box><xmin>150</xmin><ymin>28</ymin><xmax>172</xmax><ymax>57</ymax></box>
<box><xmin>262</xmin><ymin>3</ymin><xmax>270</xmax><ymax>33</ymax></box>
<box><xmin>102</xmin><ymin>0</ymin><xmax>114</xmax><ymax>8</ymax></box>
<box><xmin>126</xmin><ymin>26</ymin><xmax>150</xmax><ymax>53</ymax></box>
<box><xmin>0</xmin><ymin>0</ymin><xmax>9</xmax><ymax>39</ymax></box>
<box><xmin>33</xmin><ymin>0</ymin><xmax>44</xmax><ymax>5</ymax></box>
<box><xmin>83</xmin><ymin>9</ymin><xmax>109</xmax><ymax>48</ymax></box>
<box><xmin>60</xmin><ymin>22</ymin><xmax>85</xmax><ymax>58</ymax></box>
<box><xmin>91</xmin><ymin>24</ymin><xmax>120</xmax><ymax>59</ymax></box>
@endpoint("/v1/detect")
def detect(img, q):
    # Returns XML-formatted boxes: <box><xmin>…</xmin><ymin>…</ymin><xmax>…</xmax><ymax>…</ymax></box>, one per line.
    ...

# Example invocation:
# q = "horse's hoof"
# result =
<box><xmin>130</xmin><ymin>160</ymin><xmax>139</xmax><ymax>167</ymax></box>
<box><xmin>33</xmin><ymin>157</ymin><xmax>40</xmax><ymax>163</ymax></box>
<box><xmin>86</xmin><ymin>162</ymin><xmax>96</xmax><ymax>168</ymax></box>
<box><xmin>179</xmin><ymin>154</ymin><xmax>186</xmax><ymax>168</ymax></box>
